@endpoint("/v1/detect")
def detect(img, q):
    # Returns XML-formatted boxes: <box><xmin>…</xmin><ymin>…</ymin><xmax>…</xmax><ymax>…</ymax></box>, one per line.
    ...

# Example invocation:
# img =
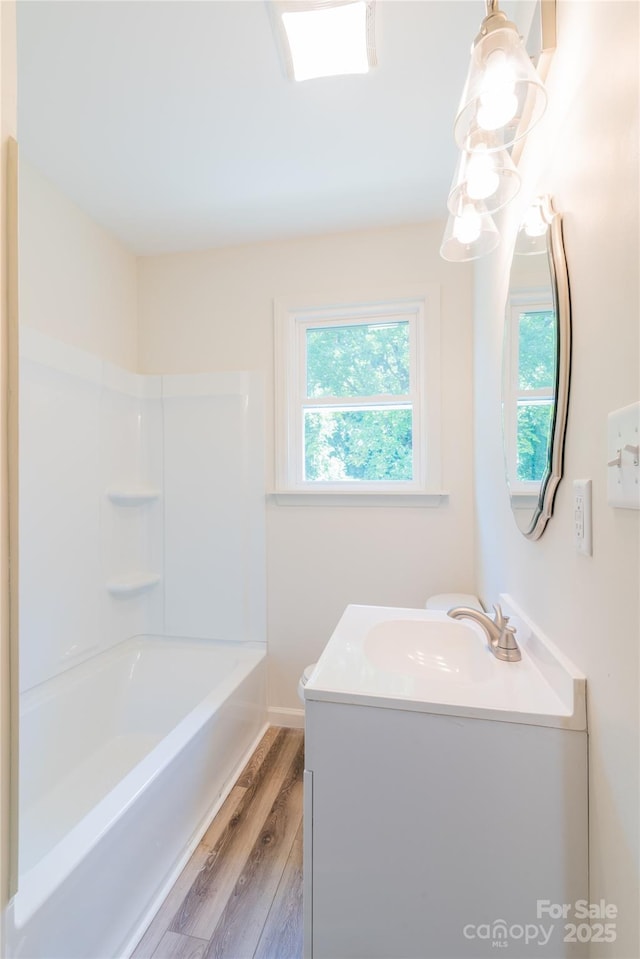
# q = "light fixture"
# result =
<box><xmin>514</xmin><ymin>196</ymin><xmax>550</xmax><ymax>255</ymax></box>
<box><xmin>454</xmin><ymin>0</ymin><xmax>548</xmax><ymax>151</ymax></box>
<box><xmin>447</xmin><ymin>130</ymin><xmax>521</xmax><ymax>215</ymax></box>
<box><xmin>440</xmin><ymin>199</ymin><xmax>500</xmax><ymax>263</ymax></box>
<box><xmin>270</xmin><ymin>1</ymin><xmax>376</xmax><ymax>83</ymax></box>
<box><xmin>440</xmin><ymin>0</ymin><xmax>554</xmax><ymax>264</ymax></box>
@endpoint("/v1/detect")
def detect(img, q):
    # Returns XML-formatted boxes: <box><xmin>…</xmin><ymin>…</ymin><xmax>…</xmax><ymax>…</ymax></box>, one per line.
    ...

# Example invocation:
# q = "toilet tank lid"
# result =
<box><xmin>302</xmin><ymin>663</ymin><xmax>318</xmax><ymax>684</ymax></box>
<box><xmin>424</xmin><ymin>592</ymin><xmax>484</xmax><ymax>612</ymax></box>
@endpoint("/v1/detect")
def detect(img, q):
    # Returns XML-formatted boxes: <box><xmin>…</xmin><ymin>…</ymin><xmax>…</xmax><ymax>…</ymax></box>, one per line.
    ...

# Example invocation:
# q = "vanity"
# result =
<box><xmin>303</xmin><ymin>597</ymin><xmax>587</xmax><ymax>959</ymax></box>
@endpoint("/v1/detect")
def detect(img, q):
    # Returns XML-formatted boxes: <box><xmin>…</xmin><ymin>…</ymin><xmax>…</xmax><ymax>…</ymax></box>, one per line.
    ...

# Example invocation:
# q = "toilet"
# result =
<box><xmin>297</xmin><ymin>593</ymin><xmax>483</xmax><ymax>703</ymax></box>
<box><xmin>298</xmin><ymin>663</ymin><xmax>317</xmax><ymax>703</ymax></box>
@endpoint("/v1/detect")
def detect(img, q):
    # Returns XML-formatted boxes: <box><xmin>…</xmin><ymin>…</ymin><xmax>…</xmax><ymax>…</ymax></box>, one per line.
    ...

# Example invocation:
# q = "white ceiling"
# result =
<box><xmin>16</xmin><ymin>1</ymin><xmax>534</xmax><ymax>255</ymax></box>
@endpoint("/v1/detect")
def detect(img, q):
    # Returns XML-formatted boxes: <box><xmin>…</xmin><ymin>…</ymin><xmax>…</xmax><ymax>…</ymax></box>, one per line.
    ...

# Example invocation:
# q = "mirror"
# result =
<box><xmin>502</xmin><ymin>195</ymin><xmax>571</xmax><ymax>539</ymax></box>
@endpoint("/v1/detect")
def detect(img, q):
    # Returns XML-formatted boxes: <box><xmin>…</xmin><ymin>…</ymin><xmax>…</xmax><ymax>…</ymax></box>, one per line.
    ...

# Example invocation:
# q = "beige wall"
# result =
<box><xmin>474</xmin><ymin>2</ymin><xmax>639</xmax><ymax>955</ymax></box>
<box><xmin>1</xmin><ymin>3</ymin><xmax>17</xmax><ymax>952</ymax></box>
<box><xmin>138</xmin><ymin>223</ymin><xmax>476</xmax><ymax>711</ymax></box>
<box><xmin>18</xmin><ymin>158</ymin><xmax>138</xmax><ymax>370</ymax></box>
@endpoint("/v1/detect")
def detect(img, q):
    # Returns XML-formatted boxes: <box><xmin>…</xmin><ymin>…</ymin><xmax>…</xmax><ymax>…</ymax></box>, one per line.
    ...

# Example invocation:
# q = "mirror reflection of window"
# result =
<box><xmin>515</xmin><ymin>306</ymin><xmax>556</xmax><ymax>484</ymax></box>
<box><xmin>505</xmin><ymin>291</ymin><xmax>556</xmax><ymax>497</ymax></box>
<box><xmin>502</xmin><ymin>196</ymin><xmax>571</xmax><ymax>540</ymax></box>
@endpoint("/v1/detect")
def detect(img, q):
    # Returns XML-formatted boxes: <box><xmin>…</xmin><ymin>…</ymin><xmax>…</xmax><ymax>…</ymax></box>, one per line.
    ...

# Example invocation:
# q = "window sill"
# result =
<box><xmin>268</xmin><ymin>490</ymin><xmax>449</xmax><ymax>507</ymax></box>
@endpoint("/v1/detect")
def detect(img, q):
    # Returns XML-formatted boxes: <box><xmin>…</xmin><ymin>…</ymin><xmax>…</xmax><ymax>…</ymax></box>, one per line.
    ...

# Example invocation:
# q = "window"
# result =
<box><xmin>275</xmin><ymin>292</ymin><xmax>442</xmax><ymax>502</ymax></box>
<box><xmin>504</xmin><ymin>290</ymin><xmax>556</xmax><ymax>496</ymax></box>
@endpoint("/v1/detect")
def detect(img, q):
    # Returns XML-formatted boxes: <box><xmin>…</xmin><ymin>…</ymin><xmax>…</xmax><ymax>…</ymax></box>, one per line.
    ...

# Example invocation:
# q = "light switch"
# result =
<box><xmin>607</xmin><ymin>402</ymin><xmax>640</xmax><ymax>509</ymax></box>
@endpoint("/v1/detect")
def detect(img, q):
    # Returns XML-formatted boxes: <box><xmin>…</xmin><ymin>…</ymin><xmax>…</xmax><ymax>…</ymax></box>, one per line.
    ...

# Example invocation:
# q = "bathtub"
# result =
<box><xmin>8</xmin><ymin>635</ymin><xmax>267</xmax><ymax>959</ymax></box>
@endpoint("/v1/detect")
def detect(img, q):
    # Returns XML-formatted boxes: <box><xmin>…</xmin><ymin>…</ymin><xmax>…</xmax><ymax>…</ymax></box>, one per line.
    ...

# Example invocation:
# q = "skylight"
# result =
<box><xmin>276</xmin><ymin>1</ymin><xmax>375</xmax><ymax>83</ymax></box>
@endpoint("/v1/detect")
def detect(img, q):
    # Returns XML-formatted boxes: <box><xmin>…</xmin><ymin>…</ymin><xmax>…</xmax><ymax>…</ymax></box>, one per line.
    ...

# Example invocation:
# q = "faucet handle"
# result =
<box><xmin>492</xmin><ymin>604</ymin><xmax>509</xmax><ymax>628</ymax></box>
<box><xmin>492</xmin><ymin>605</ymin><xmax>521</xmax><ymax>659</ymax></box>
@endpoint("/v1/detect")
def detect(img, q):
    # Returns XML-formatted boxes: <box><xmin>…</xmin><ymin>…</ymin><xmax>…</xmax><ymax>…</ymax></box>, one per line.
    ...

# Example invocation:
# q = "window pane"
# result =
<box><xmin>516</xmin><ymin>400</ymin><xmax>553</xmax><ymax>483</ymax></box>
<box><xmin>518</xmin><ymin>310</ymin><xmax>556</xmax><ymax>390</ymax></box>
<box><xmin>306</xmin><ymin>321</ymin><xmax>410</xmax><ymax>398</ymax></box>
<box><xmin>304</xmin><ymin>408</ymin><xmax>413</xmax><ymax>481</ymax></box>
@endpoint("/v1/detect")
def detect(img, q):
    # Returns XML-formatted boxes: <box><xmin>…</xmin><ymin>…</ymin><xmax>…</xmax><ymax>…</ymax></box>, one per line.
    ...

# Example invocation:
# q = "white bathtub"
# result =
<box><xmin>8</xmin><ymin>635</ymin><xmax>267</xmax><ymax>959</ymax></box>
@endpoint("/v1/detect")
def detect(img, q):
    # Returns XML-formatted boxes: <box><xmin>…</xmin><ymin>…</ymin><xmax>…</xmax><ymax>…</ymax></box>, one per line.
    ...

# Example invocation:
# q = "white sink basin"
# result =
<box><xmin>364</xmin><ymin>618</ymin><xmax>492</xmax><ymax>684</ymax></box>
<box><xmin>304</xmin><ymin>600</ymin><xmax>587</xmax><ymax>729</ymax></box>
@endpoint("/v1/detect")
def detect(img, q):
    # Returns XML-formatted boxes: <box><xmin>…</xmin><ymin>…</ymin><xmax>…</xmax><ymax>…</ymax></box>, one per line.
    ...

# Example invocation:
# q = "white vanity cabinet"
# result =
<box><xmin>303</xmin><ymin>602</ymin><xmax>588</xmax><ymax>959</ymax></box>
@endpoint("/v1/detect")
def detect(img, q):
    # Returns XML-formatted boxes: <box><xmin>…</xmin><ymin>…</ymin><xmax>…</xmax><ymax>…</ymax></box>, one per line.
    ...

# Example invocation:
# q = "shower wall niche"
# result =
<box><xmin>20</xmin><ymin>326</ymin><xmax>266</xmax><ymax>692</ymax></box>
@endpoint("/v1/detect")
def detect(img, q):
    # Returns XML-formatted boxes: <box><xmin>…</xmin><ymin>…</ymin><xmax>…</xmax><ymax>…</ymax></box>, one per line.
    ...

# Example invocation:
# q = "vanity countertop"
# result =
<box><xmin>305</xmin><ymin>595</ymin><xmax>586</xmax><ymax>730</ymax></box>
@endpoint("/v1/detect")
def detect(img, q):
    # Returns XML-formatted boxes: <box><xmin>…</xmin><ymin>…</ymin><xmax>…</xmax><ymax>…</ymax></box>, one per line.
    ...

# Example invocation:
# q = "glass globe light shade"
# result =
<box><xmin>440</xmin><ymin>199</ymin><xmax>500</xmax><ymax>262</ymax></box>
<box><xmin>515</xmin><ymin>198</ymin><xmax>550</xmax><ymax>255</ymax></box>
<box><xmin>454</xmin><ymin>12</ymin><xmax>547</xmax><ymax>152</ymax></box>
<box><xmin>447</xmin><ymin>132</ymin><xmax>521</xmax><ymax>215</ymax></box>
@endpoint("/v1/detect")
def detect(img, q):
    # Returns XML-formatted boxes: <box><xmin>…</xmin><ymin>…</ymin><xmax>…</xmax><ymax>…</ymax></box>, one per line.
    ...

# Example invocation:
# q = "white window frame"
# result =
<box><xmin>504</xmin><ymin>288</ymin><xmax>556</xmax><ymax>501</ymax></box>
<box><xmin>274</xmin><ymin>289</ymin><xmax>444</xmax><ymax>505</ymax></box>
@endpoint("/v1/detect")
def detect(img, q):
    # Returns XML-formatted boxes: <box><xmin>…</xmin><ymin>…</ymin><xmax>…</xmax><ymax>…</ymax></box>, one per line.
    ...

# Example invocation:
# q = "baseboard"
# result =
<box><xmin>267</xmin><ymin>705</ymin><xmax>305</xmax><ymax>729</ymax></box>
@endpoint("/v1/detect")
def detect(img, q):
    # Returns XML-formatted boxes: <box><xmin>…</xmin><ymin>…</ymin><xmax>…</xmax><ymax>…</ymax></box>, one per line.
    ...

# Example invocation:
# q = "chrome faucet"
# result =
<box><xmin>447</xmin><ymin>604</ymin><xmax>521</xmax><ymax>662</ymax></box>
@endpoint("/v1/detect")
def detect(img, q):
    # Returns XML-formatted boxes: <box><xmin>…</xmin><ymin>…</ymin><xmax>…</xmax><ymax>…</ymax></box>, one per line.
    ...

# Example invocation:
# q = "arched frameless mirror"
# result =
<box><xmin>502</xmin><ymin>195</ymin><xmax>571</xmax><ymax>539</ymax></box>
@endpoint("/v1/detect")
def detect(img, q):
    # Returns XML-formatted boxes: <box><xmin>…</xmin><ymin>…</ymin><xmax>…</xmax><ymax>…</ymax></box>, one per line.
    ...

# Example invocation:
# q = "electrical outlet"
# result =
<box><xmin>573</xmin><ymin>479</ymin><xmax>592</xmax><ymax>556</ymax></box>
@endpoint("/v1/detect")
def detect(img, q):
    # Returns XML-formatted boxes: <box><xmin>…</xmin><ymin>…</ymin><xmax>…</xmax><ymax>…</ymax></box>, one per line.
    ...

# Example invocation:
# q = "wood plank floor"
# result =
<box><xmin>132</xmin><ymin>727</ymin><xmax>304</xmax><ymax>959</ymax></box>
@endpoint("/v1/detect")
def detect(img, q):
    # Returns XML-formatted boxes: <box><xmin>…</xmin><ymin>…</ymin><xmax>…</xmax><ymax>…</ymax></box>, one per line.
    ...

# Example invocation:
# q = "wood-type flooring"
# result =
<box><xmin>132</xmin><ymin>726</ymin><xmax>304</xmax><ymax>959</ymax></box>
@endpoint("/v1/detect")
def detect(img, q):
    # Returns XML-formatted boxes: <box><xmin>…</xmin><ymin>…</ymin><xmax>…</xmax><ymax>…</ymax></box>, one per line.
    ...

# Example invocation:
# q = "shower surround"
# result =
<box><xmin>9</xmin><ymin>326</ymin><xmax>267</xmax><ymax>958</ymax></box>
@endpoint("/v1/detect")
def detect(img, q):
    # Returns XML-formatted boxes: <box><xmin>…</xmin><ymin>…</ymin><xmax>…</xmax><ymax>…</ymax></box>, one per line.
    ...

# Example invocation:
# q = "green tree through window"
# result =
<box><xmin>306</xmin><ymin>323</ymin><xmax>410</xmax><ymax>397</ymax></box>
<box><xmin>516</xmin><ymin>309</ymin><xmax>556</xmax><ymax>483</ymax></box>
<box><xmin>304</xmin><ymin>321</ymin><xmax>413</xmax><ymax>482</ymax></box>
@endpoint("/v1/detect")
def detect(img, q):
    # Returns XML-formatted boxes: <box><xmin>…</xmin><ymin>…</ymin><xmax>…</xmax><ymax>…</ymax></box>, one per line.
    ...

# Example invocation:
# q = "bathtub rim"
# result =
<box><xmin>13</xmin><ymin>635</ymin><xmax>266</xmax><ymax>928</ymax></box>
<box><xmin>7</xmin><ymin>719</ymin><xmax>272</xmax><ymax>958</ymax></box>
<box><xmin>121</xmin><ymin>718</ymin><xmax>270</xmax><ymax>959</ymax></box>
<box><xmin>19</xmin><ymin>631</ymin><xmax>266</xmax><ymax>704</ymax></box>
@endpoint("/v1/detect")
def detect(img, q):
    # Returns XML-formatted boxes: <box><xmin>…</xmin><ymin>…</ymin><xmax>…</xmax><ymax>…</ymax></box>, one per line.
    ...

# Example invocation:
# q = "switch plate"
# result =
<box><xmin>607</xmin><ymin>402</ymin><xmax>640</xmax><ymax>509</ymax></box>
<box><xmin>573</xmin><ymin>479</ymin><xmax>592</xmax><ymax>555</ymax></box>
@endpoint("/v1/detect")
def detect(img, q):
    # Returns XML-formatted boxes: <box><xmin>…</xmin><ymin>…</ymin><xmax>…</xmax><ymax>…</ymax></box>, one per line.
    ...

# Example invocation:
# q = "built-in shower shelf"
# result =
<box><xmin>106</xmin><ymin>573</ymin><xmax>161</xmax><ymax>596</ymax></box>
<box><xmin>107</xmin><ymin>488</ymin><xmax>161</xmax><ymax>506</ymax></box>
